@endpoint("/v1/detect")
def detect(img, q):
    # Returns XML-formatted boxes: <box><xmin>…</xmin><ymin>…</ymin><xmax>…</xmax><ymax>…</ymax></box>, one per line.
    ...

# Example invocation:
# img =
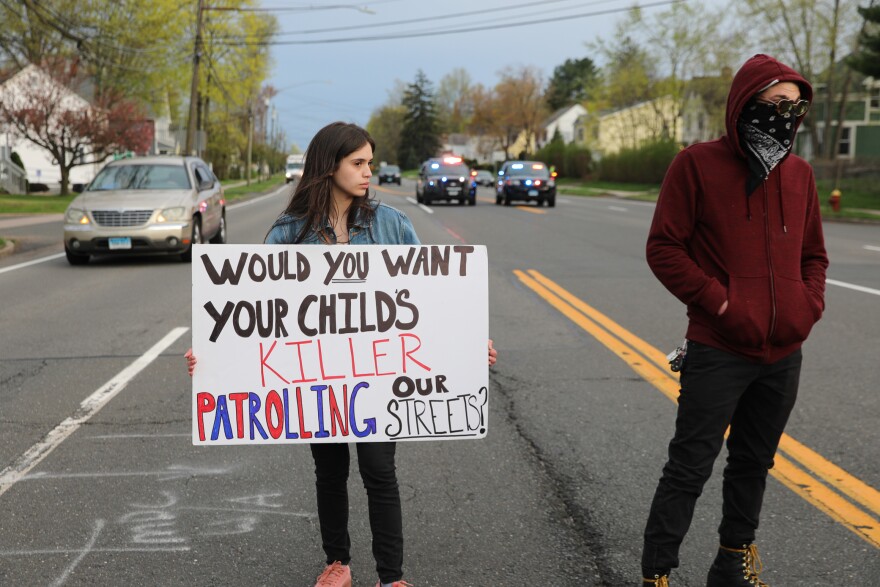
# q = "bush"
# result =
<box><xmin>597</xmin><ymin>139</ymin><xmax>679</xmax><ymax>184</ymax></box>
<box><xmin>10</xmin><ymin>151</ymin><xmax>25</xmax><ymax>172</ymax></box>
<box><xmin>534</xmin><ymin>141</ymin><xmax>593</xmax><ymax>179</ymax></box>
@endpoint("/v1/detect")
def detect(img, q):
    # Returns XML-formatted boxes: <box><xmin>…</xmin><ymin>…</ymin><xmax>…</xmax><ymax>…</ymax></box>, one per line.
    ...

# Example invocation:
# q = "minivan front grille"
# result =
<box><xmin>92</xmin><ymin>210</ymin><xmax>154</xmax><ymax>227</ymax></box>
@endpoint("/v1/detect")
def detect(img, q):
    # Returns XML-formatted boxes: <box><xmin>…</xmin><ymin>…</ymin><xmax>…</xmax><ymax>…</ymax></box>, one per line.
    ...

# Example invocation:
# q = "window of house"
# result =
<box><xmin>871</xmin><ymin>87</ymin><xmax>880</xmax><ymax>109</ymax></box>
<box><xmin>838</xmin><ymin>127</ymin><xmax>851</xmax><ymax>156</ymax></box>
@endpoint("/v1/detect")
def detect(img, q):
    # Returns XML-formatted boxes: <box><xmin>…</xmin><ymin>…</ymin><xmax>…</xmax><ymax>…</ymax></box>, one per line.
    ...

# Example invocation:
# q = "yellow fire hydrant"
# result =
<box><xmin>829</xmin><ymin>189</ymin><xmax>842</xmax><ymax>213</ymax></box>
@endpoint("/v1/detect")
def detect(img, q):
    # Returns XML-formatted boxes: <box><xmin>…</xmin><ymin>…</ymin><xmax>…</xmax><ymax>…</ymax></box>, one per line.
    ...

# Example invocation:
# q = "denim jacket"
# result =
<box><xmin>264</xmin><ymin>200</ymin><xmax>420</xmax><ymax>245</ymax></box>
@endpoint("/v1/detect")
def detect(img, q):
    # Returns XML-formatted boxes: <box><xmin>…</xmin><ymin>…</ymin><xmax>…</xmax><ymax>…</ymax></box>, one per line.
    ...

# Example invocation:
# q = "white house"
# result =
<box><xmin>537</xmin><ymin>104</ymin><xmax>588</xmax><ymax>148</ymax></box>
<box><xmin>0</xmin><ymin>64</ymin><xmax>103</xmax><ymax>190</ymax></box>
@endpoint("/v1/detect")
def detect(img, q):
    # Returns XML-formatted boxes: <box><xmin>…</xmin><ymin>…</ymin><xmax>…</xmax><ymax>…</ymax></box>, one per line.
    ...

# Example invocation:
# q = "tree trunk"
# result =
<box><xmin>821</xmin><ymin>0</ymin><xmax>841</xmax><ymax>160</ymax></box>
<box><xmin>59</xmin><ymin>165</ymin><xmax>71</xmax><ymax>196</ymax></box>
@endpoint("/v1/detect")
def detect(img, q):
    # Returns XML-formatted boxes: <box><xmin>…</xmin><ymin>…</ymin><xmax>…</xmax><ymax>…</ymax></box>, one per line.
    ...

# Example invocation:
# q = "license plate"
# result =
<box><xmin>448</xmin><ymin>188</ymin><xmax>461</xmax><ymax>195</ymax></box>
<box><xmin>528</xmin><ymin>189</ymin><xmax>539</xmax><ymax>196</ymax></box>
<box><xmin>109</xmin><ymin>237</ymin><xmax>132</xmax><ymax>250</ymax></box>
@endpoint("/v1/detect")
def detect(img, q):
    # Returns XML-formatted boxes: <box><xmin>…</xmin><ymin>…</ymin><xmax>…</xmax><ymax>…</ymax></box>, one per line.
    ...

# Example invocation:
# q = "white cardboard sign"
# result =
<box><xmin>191</xmin><ymin>243</ymin><xmax>488</xmax><ymax>445</ymax></box>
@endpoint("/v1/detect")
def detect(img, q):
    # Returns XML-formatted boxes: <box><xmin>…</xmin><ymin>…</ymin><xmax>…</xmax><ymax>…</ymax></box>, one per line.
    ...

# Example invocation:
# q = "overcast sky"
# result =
<box><xmin>262</xmin><ymin>0</ymin><xmax>733</xmax><ymax>152</ymax></box>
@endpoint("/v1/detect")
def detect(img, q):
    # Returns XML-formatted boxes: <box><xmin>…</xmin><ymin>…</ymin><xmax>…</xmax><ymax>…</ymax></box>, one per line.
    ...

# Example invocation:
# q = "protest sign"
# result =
<box><xmin>191</xmin><ymin>243</ymin><xmax>488</xmax><ymax>445</ymax></box>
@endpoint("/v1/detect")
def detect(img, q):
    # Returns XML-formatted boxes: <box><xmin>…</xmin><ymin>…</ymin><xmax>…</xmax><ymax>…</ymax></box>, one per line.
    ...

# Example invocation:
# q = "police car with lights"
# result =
<box><xmin>495</xmin><ymin>160</ymin><xmax>556</xmax><ymax>207</ymax></box>
<box><xmin>415</xmin><ymin>156</ymin><xmax>477</xmax><ymax>206</ymax></box>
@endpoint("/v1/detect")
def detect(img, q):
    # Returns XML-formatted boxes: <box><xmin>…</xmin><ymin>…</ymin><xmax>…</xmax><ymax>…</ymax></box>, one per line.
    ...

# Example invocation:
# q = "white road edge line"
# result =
<box><xmin>864</xmin><ymin>245</ymin><xmax>880</xmax><ymax>253</ymax></box>
<box><xmin>0</xmin><ymin>327</ymin><xmax>190</xmax><ymax>498</ymax></box>
<box><xmin>405</xmin><ymin>197</ymin><xmax>434</xmax><ymax>214</ymax></box>
<box><xmin>827</xmin><ymin>278</ymin><xmax>880</xmax><ymax>296</ymax></box>
<box><xmin>0</xmin><ymin>252</ymin><xmax>66</xmax><ymax>275</ymax></box>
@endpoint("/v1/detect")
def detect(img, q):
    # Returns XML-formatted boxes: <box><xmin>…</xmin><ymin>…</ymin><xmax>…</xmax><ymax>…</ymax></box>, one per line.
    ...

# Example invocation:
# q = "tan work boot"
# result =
<box><xmin>706</xmin><ymin>543</ymin><xmax>769</xmax><ymax>586</ymax></box>
<box><xmin>642</xmin><ymin>573</ymin><xmax>670</xmax><ymax>586</ymax></box>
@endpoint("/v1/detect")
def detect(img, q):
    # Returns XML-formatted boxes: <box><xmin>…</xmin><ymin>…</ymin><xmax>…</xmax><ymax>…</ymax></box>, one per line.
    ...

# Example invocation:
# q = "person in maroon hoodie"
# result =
<box><xmin>640</xmin><ymin>54</ymin><xmax>828</xmax><ymax>587</ymax></box>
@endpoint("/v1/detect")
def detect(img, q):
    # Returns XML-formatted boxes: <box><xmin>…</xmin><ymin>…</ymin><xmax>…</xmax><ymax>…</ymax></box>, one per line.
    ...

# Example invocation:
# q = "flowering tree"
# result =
<box><xmin>0</xmin><ymin>65</ymin><xmax>152</xmax><ymax>194</ymax></box>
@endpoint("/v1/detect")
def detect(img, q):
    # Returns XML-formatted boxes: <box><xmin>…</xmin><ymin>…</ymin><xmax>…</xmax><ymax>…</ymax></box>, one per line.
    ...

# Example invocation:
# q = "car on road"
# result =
<box><xmin>496</xmin><ymin>160</ymin><xmax>556</xmax><ymax>207</ymax></box>
<box><xmin>285</xmin><ymin>154</ymin><xmax>305</xmax><ymax>183</ymax></box>
<box><xmin>471</xmin><ymin>169</ymin><xmax>495</xmax><ymax>187</ymax></box>
<box><xmin>62</xmin><ymin>155</ymin><xmax>226</xmax><ymax>265</ymax></box>
<box><xmin>416</xmin><ymin>156</ymin><xmax>476</xmax><ymax>206</ymax></box>
<box><xmin>377</xmin><ymin>164</ymin><xmax>401</xmax><ymax>185</ymax></box>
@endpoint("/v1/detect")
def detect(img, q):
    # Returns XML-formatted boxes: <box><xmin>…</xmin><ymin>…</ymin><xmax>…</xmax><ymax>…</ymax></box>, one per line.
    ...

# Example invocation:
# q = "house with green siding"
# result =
<box><xmin>795</xmin><ymin>73</ymin><xmax>880</xmax><ymax>163</ymax></box>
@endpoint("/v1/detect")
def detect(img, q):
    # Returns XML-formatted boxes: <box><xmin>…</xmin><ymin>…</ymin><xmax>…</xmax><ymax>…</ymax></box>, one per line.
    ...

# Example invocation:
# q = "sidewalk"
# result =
<box><xmin>0</xmin><ymin>213</ymin><xmax>65</xmax><ymax>258</ymax></box>
<box><xmin>0</xmin><ymin>213</ymin><xmax>64</xmax><ymax>230</ymax></box>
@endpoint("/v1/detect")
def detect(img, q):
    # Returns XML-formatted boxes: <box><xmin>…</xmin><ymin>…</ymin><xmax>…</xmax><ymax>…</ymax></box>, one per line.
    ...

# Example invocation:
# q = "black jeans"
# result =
<box><xmin>641</xmin><ymin>341</ymin><xmax>802</xmax><ymax>574</ymax></box>
<box><xmin>311</xmin><ymin>442</ymin><xmax>403</xmax><ymax>583</ymax></box>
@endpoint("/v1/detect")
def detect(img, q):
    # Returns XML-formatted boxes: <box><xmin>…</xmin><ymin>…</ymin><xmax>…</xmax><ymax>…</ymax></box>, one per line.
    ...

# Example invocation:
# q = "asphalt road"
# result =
<box><xmin>0</xmin><ymin>181</ymin><xmax>877</xmax><ymax>586</ymax></box>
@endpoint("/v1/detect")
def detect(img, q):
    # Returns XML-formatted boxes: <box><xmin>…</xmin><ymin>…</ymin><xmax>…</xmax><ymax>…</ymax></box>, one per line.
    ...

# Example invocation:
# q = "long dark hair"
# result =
<box><xmin>281</xmin><ymin>122</ymin><xmax>377</xmax><ymax>243</ymax></box>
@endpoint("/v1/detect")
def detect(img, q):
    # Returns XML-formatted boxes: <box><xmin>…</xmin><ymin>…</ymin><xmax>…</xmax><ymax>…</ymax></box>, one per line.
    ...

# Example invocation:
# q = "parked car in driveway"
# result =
<box><xmin>377</xmin><ymin>164</ymin><xmax>402</xmax><ymax>185</ymax></box>
<box><xmin>495</xmin><ymin>160</ymin><xmax>556</xmax><ymax>207</ymax></box>
<box><xmin>62</xmin><ymin>156</ymin><xmax>226</xmax><ymax>265</ymax></box>
<box><xmin>416</xmin><ymin>156</ymin><xmax>476</xmax><ymax>205</ymax></box>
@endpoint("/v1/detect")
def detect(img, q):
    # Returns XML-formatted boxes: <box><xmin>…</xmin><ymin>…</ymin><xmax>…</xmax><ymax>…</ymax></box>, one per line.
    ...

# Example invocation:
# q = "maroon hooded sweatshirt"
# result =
<box><xmin>646</xmin><ymin>54</ymin><xmax>828</xmax><ymax>363</ymax></box>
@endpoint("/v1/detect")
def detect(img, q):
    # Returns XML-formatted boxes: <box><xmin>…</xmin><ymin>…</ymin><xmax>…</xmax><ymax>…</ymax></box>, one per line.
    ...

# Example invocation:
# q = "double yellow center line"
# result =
<box><xmin>514</xmin><ymin>269</ymin><xmax>880</xmax><ymax>548</ymax></box>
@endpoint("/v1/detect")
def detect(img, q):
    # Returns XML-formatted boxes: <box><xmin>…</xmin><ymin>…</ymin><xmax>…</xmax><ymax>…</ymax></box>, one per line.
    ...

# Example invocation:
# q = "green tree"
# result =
<box><xmin>0</xmin><ymin>1</ymin><xmax>77</xmax><ymax>67</ymax></box>
<box><xmin>367</xmin><ymin>104</ymin><xmax>406</xmax><ymax>166</ymax></box>
<box><xmin>496</xmin><ymin>66</ymin><xmax>547</xmax><ymax>158</ymax></box>
<box><xmin>631</xmin><ymin>1</ymin><xmax>735</xmax><ymax>143</ymax></box>
<box><xmin>545</xmin><ymin>57</ymin><xmax>600</xmax><ymax>111</ymax></box>
<box><xmin>436</xmin><ymin>68</ymin><xmax>474</xmax><ymax>134</ymax></box>
<box><xmin>398</xmin><ymin>70</ymin><xmax>440</xmax><ymax>169</ymax></box>
<box><xmin>1</xmin><ymin>0</ymin><xmax>277</xmax><ymax>179</ymax></box>
<box><xmin>588</xmin><ymin>34</ymin><xmax>658</xmax><ymax>150</ymax></box>
<box><xmin>739</xmin><ymin>0</ymin><xmax>861</xmax><ymax>160</ymax></box>
<box><xmin>848</xmin><ymin>4</ymin><xmax>880</xmax><ymax>78</ymax></box>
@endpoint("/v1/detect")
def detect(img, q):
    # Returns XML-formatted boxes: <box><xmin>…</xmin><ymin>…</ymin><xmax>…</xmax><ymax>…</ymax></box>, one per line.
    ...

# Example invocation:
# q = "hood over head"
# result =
<box><xmin>726</xmin><ymin>54</ymin><xmax>812</xmax><ymax>159</ymax></box>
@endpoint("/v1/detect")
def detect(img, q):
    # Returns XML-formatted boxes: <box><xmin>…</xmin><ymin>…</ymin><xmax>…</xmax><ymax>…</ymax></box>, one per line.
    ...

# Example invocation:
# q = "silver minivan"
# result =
<box><xmin>63</xmin><ymin>156</ymin><xmax>226</xmax><ymax>264</ymax></box>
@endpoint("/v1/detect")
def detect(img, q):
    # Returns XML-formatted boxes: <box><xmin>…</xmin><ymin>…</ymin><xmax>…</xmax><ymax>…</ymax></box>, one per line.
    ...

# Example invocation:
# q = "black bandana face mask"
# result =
<box><xmin>737</xmin><ymin>100</ymin><xmax>798</xmax><ymax>196</ymax></box>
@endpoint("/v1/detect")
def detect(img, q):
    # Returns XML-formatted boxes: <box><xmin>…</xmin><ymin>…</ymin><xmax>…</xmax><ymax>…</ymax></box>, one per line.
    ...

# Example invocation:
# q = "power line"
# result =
<box><xmin>216</xmin><ymin>0</ymin><xmax>684</xmax><ymax>46</ymax></box>
<box><xmin>211</xmin><ymin>0</ymin><xmax>600</xmax><ymax>38</ymax></box>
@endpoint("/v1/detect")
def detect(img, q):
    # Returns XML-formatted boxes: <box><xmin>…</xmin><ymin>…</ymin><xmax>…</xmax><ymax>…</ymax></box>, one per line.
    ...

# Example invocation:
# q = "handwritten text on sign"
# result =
<box><xmin>191</xmin><ymin>244</ymin><xmax>488</xmax><ymax>445</ymax></box>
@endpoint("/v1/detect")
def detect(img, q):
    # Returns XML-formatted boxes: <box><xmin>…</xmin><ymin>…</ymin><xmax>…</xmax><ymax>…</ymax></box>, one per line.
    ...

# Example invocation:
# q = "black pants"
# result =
<box><xmin>311</xmin><ymin>442</ymin><xmax>403</xmax><ymax>583</ymax></box>
<box><xmin>641</xmin><ymin>341</ymin><xmax>802</xmax><ymax>574</ymax></box>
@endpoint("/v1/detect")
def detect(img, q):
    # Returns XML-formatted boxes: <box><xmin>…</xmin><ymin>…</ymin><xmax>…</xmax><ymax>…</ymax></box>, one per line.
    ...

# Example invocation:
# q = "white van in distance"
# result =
<box><xmin>285</xmin><ymin>154</ymin><xmax>305</xmax><ymax>183</ymax></box>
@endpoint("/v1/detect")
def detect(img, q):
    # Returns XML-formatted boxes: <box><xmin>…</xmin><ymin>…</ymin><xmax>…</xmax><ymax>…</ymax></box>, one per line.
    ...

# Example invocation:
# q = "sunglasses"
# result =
<box><xmin>758</xmin><ymin>98</ymin><xmax>810</xmax><ymax>117</ymax></box>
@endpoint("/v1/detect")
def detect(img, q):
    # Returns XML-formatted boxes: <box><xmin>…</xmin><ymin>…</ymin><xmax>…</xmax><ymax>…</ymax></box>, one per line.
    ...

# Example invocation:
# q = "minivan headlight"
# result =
<box><xmin>65</xmin><ymin>208</ymin><xmax>90</xmax><ymax>225</ymax></box>
<box><xmin>157</xmin><ymin>207</ymin><xmax>187</xmax><ymax>222</ymax></box>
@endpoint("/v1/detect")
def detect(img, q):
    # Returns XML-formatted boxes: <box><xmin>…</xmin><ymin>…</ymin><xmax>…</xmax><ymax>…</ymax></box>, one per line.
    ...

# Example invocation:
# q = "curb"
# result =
<box><xmin>0</xmin><ymin>238</ymin><xmax>16</xmax><ymax>259</ymax></box>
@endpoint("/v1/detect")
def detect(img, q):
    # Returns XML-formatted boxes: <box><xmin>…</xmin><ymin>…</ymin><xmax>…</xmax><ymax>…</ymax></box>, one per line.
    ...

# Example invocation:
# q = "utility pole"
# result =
<box><xmin>185</xmin><ymin>0</ymin><xmax>204</xmax><ymax>156</ymax></box>
<box><xmin>246</xmin><ymin>106</ymin><xmax>253</xmax><ymax>186</ymax></box>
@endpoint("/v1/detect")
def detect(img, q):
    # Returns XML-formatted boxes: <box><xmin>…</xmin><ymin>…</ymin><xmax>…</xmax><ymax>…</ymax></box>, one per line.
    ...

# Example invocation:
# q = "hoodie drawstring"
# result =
<box><xmin>750</xmin><ymin>173</ymin><xmax>788</xmax><ymax>232</ymax></box>
<box><xmin>778</xmin><ymin>171</ymin><xmax>787</xmax><ymax>232</ymax></box>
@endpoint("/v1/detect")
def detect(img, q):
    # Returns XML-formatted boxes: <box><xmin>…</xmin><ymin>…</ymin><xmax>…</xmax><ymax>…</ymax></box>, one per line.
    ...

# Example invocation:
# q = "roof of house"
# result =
<box><xmin>543</xmin><ymin>104</ymin><xmax>587</xmax><ymax>127</ymax></box>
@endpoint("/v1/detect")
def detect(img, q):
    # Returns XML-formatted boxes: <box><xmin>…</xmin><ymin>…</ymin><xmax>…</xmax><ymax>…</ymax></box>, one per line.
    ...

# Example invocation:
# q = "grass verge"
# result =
<box><xmin>815</xmin><ymin>178</ymin><xmax>879</xmax><ymax>210</ymax></box>
<box><xmin>0</xmin><ymin>193</ymin><xmax>76</xmax><ymax>214</ymax></box>
<box><xmin>223</xmin><ymin>176</ymin><xmax>286</xmax><ymax>200</ymax></box>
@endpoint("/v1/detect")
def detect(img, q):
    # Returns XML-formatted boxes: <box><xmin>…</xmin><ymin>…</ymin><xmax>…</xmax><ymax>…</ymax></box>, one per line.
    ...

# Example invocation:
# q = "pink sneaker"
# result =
<box><xmin>375</xmin><ymin>582</ymin><xmax>413</xmax><ymax>587</ymax></box>
<box><xmin>315</xmin><ymin>561</ymin><xmax>351</xmax><ymax>587</ymax></box>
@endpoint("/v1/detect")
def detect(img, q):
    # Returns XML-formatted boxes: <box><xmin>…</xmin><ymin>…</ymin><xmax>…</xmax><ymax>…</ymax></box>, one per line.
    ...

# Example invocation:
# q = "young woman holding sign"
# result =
<box><xmin>186</xmin><ymin>121</ymin><xmax>497</xmax><ymax>587</ymax></box>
